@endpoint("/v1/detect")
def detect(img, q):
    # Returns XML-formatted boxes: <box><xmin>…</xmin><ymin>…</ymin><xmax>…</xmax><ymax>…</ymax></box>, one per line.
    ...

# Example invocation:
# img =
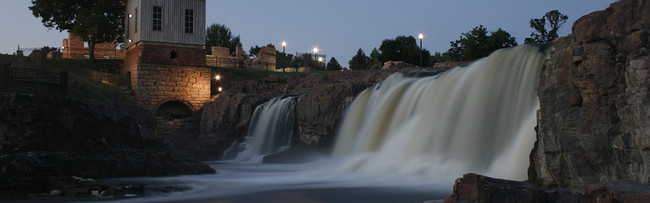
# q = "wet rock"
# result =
<box><xmin>531</xmin><ymin>0</ymin><xmax>650</xmax><ymax>191</ymax></box>
<box><xmin>584</xmin><ymin>180</ymin><xmax>650</xmax><ymax>203</ymax></box>
<box><xmin>443</xmin><ymin>173</ymin><xmax>548</xmax><ymax>203</ymax></box>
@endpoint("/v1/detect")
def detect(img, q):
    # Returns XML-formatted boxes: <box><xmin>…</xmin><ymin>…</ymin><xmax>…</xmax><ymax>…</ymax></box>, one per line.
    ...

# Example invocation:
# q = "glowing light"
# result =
<box><xmin>128</xmin><ymin>39</ymin><xmax>132</xmax><ymax>43</ymax></box>
<box><xmin>215</xmin><ymin>75</ymin><xmax>221</xmax><ymax>80</ymax></box>
<box><xmin>218</xmin><ymin>87</ymin><xmax>223</xmax><ymax>92</ymax></box>
<box><xmin>62</xmin><ymin>46</ymin><xmax>65</xmax><ymax>50</ymax></box>
<box><xmin>128</xmin><ymin>13</ymin><xmax>133</xmax><ymax>18</ymax></box>
<box><xmin>418</xmin><ymin>33</ymin><xmax>424</xmax><ymax>40</ymax></box>
<box><xmin>318</xmin><ymin>57</ymin><xmax>323</xmax><ymax>62</ymax></box>
<box><xmin>281</xmin><ymin>41</ymin><xmax>287</xmax><ymax>47</ymax></box>
<box><xmin>313</xmin><ymin>47</ymin><xmax>319</xmax><ymax>54</ymax></box>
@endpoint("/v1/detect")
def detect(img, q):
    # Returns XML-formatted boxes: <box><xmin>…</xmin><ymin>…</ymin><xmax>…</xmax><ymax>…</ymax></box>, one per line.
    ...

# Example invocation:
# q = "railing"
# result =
<box><xmin>9</xmin><ymin>68</ymin><xmax>61</xmax><ymax>84</ymax></box>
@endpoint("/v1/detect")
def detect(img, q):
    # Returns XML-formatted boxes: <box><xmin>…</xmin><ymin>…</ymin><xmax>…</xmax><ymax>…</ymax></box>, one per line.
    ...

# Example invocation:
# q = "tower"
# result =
<box><xmin>123</xmin><ymin>0</ymin><xmax>210</xmax><ymax>115</ymax></box>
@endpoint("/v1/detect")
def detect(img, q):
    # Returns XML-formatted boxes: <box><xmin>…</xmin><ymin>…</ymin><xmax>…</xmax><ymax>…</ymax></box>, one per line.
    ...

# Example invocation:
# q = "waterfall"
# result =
<box><xmin>333</xmin><ymin>45</ymin><xmax>547</xmax><ymax>180</ymax></box>
<box><xmin>223</xmin><ymin>96</ymin><xmax>296</xmax><ymax>163</ymax></box>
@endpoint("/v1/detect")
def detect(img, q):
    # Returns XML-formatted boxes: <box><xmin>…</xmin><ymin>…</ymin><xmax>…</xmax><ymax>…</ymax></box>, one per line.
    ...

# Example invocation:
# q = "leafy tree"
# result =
<box><xmin>446</xmin><ymin>25</ymin><xmax>518</xmax><ymax>61</ymax></box>
<box><xmin>525</xmin><ymin>10</ymin><xmax>568</xmax><ymax>44</ymax></box>
<box><xmin>349</xmin><ymin>48</ymin><xmax>369</xmax><ymax>70</ymax></box>
<box><xmin>30</xmin><ymin>0</ymin><xmax>125</xmax><ymax>60</ymax></box>
<box><xmin>249</xmin><ymin>43</ymin><xmax>275</xmax><ymax>57</ymax></box>
<box><xmin>205</xmin><ymin>23</ymin><xmax>242</xmax><ymax>55</ymax></box>
<box><xmin>327</xmin><ymin>57</ymin><xmax>343</xmax><ymax>71</ymax></box>
<box><xmin>368</xmin><ymin>48</ymin><xmax>384</xmax><ymax>69</ymax></box>
<box><xmin>276</xmin><ymin>51</ymin><xmax>294</xmax><ymax>69</ymax></box>
<box><xmin>378</xmin><ymin>36</ymin><xmax>432</xmax><ymax>67</ymax></box>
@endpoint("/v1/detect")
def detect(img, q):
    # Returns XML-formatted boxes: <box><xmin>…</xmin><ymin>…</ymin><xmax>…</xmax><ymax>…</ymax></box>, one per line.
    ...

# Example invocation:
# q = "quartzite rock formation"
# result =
<box><xmin>530</xmin><ymin>0</ymin><xmax>650</xmax><ymax>191</ymax></box>
<box><xmin>197</xmin><ymin>71</ymin><xmax>391</xmax><ymax>158</ymax></box>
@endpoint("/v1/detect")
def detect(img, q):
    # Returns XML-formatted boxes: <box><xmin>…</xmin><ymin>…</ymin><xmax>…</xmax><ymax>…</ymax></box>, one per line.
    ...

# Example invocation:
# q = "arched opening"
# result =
<box><xmin>156</xmin><ymin>101</ymin><xmax>192</xmax><ymax>120</ymax></box>
<box><xmin>170</xmin><ymin>50</ymin><xmax>178</xmax><ymax>59</ymax></box>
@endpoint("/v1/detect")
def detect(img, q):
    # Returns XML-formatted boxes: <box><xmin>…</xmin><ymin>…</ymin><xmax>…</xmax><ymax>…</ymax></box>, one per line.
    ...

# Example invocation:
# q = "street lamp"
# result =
<box><xmin>281</xmin><ymin>41</ymin><xmax>287</xmax><ymax>53</ymax></box>
<box><xmin>418</xmin><ymin>33</ymin><xmax>424</xmax><ymax>67</ymax></box>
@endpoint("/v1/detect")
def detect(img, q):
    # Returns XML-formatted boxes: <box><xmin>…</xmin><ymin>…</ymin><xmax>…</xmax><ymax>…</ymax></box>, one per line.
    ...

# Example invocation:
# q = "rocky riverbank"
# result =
<box><xmin>0</xmin><ymin>93</ymin><xmax>215</xmax><ymax>197</ymax></box>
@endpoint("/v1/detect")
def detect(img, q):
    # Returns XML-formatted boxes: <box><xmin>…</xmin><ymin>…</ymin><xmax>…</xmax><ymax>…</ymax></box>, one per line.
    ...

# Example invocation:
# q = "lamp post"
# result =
<box><xmin>281</xmin><ymin>41</ymin><xmax>287</xmax><ymax>53</ymax></box>
<box><xmin>418</xmin><ymin>33</ymin><xmax>424</xmax><ymax>67</ymax></box>
<box><xmin>313</xmin><ymin>47</ymin><xmax>319</xmax><ymax>70</ymax></box>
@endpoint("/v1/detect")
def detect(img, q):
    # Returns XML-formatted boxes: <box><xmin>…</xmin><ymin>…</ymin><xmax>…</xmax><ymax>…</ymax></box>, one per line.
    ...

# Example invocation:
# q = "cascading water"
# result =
<box><xmin>222</xmin><ymin>96</ymin><xmax>296</xmax><ymax>163</ymax></box>
<box><xmin>333</xmin><ymin>45</ymin><xmax>548</xmax><ymax>181</ymax></box>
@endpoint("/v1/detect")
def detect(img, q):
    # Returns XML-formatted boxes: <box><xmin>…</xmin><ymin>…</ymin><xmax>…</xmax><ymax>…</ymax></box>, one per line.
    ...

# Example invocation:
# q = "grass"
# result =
<box><xmin>44</xmin><ymin>58</ymin><xmax>135</xmax><ymax>104</ymax></box>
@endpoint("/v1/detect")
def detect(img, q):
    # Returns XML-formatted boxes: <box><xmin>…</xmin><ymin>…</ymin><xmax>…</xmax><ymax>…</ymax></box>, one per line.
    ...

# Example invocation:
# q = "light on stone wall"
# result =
<box><xmin>128</xmin><ymin>13</ymin><xmax>133</xmax><ymax>18</ymax></box>
<box><xmin>128</xmin><ymin>39</ymin><xmax>132</xmax><ymax>43</ymax></box>
<box><xmin>218</xmin><ymin>87</ymin><xmax>223</xmax><ymax>92</ymax></box>
<box><xmin>215</xmin><ymin>75</ymin><xmax>221</xmax><ymax>80</ymax></box>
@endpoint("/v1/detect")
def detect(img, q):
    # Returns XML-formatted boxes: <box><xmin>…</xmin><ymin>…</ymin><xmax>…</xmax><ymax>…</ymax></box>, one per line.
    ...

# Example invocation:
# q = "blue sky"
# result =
<box><xmin>2</xmin><ymin>0</ymin><xmax>614</xmax><ymax>66</ymax></box>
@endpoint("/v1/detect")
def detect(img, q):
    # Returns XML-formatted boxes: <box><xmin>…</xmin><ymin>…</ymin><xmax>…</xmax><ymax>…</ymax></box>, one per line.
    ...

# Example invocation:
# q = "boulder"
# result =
<box><xmin>443</xmin><ymin>173</ymin><xmax>548</xmax><ymax>203</ymax></box>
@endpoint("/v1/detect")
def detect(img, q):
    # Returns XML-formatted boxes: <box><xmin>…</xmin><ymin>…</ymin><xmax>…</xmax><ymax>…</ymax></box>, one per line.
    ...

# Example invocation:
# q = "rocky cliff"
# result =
<box><xmin>197</xmin><ymin>72</ymin><xmax>390</xmax><ymax>159</ymax></box>
<box><xmin>531</xmin><ymin>0</ymin><xmax>650</xmax><ymax>191</ymax></box>
<box><xmin>0</xmin><ymin>93</ymin><xmax>215</xmax><ymax>196</ymax></box>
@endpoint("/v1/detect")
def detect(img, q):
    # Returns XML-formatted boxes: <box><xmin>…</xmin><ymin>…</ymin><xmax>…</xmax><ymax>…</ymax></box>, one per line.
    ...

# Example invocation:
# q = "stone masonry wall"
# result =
<box><xmin>138</xmin><ymin>43</ymin><xmax>205</xmax><ymax>67</ymax></box>
<box><xmin>133</xmin><ymin>64</ymin><xmax>211</xmax><ymax>112</ymax></box>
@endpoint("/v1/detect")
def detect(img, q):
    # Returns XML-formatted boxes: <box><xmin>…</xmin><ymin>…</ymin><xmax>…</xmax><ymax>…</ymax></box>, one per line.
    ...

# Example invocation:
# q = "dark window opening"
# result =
<box><xmin>153</xmin><ymin>6</ymin><xmax>162</xmax><ymax>31</ymax></box>
<box><xmin>170</xmin><ymin>51</ymin><xmax>178</xmax><ymax>59</ymax></box>
<box><xmin>185</xmin><ymin>9</ymin><xmax>194</xmax><ymax>34</ymax></box>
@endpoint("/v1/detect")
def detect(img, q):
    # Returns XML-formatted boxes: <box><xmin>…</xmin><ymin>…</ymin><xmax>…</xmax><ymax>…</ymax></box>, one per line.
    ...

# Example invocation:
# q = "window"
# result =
<box><xmin>153</xmin><ymin>6</ymin><xmax>162</xmax><ymax>31</ymax></box>
<box><xmin>185</xmin><ymin>9</ymin><xmax>194</xmax><ymax>34</ymax></box>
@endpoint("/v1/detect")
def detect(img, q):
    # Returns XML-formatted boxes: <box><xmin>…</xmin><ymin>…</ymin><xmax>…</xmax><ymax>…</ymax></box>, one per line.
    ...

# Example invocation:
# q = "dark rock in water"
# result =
<box><xmin>443</xmin><ymin>173</ymin><xmax>548</xmax><ymax>203</ymax></box>
<box><xmin>444</xmin><ymin>173</ymin><xmax>650</xmax><ymax>203</ymax></box>
<box><xmin>585</xmin><ymin>181</ymin><xmax>650</xmax><ymax>203</ymax></box>
<box><xmin>0</xmin><ymin>93</ymin><xmax>215</xmax><ymax>197</ymax></box>
<box><xmin>531</xmin><ymin>0</ymin><xmax>650</xmax><ymax>191</ymax></box>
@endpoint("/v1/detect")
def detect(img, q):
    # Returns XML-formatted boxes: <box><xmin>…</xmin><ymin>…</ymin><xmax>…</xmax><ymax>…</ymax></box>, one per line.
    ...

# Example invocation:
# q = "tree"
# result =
<box><xmin>446</xmin><ymin>25</ymin><xmax>518</xmax><ymax>61</ymax></box>
<box><xmin>327</xmin><ymin>57</ymin><xmax>343</xmax><ymax>71</ymax></box>
<box><xmin>378</xmin><ymin>36</ymin><xmax>432</xmax><ymax>67</ymax></box>
<box><xmin>349</xmin><ymin>48</ymin><xmax>369</xmax><ymax>70</ymax></box>
<box><xmin>368</xmin><ymin>48</ymin><xmax>384</xmax><ymax>69</ymax></box>
<box><xmin>205</xmin><ymin>23</ymin><xmax>242</xmax><ymax>55</ymax></box>
<box><xmin>249</xmin><ymin>43</ymin><xmax>275</xmax><ymax>57</ymax></box>
<box><xmin>525</xmin><ymin>10</ymin><xmax>568</xmax><ymax>44</ymax></box>
<box><xmin>30</xmin><ymin>0</ymin><xmax>125</xmax><ymax>60</ymax></box>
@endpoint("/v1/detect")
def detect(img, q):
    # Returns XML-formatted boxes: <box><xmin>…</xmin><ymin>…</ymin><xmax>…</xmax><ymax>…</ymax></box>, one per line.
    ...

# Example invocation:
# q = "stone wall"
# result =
<box><xmin>530</xmin><ymin>0</ymin><xmax>650</xmax><ymax>191</ymax></box>
<box><xmin>62</xmin><ymin>33</ymin><xmax>125</xmax><ymax>60</ymax></box>
<box><xmin>137</xmin><ymin>43</ymin><xmax>206</xmax><ymax>67</ymax></box>
<box><xmin>132</xmin><ymin>64</ymin><xmax>211</xmax><ymax>112</ymax></box>
<box><xmin>206</xmin><ymin>46</ymin><xmax>246</xmax><ymax>68</ymax></box>
<box><xmin>251</xmin><ymin>47</ymin><xmax>277</xmax><ymax>71</ymax></box>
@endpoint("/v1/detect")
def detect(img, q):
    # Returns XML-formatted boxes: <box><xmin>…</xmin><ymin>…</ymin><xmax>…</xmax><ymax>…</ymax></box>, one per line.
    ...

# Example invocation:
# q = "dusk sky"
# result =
<box><xmin>2</xmin><ymin>0</ymin><xmax>614</xmax><ymax>66</ymax></box>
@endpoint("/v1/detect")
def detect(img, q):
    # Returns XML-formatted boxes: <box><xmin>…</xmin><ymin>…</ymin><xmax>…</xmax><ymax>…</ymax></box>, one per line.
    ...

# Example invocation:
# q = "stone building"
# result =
<box><xmin>123</xmin><ymin>0</ymin><xmax>210</xmax><ymax>114</ymax></box>
<box><xmin>206</xmin><ymin>46</ymin><xmax>246</xmax><ymax>68</ymax></box>
<box><xmin>251</xmin><ymin>46</ymin><xmax>277</xmax><ymax>71</ymax></box>
<box><xmin>62</xmin><ymin>33</ymin><xmax>125</xmax><ymax>59</ymax></box>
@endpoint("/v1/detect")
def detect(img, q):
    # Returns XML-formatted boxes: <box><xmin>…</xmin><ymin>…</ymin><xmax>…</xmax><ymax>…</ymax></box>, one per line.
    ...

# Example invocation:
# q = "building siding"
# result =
<box><xmin>126</xmin><ymin>0</ymin><xmax>205</xmax><ymax>48</ymax></box>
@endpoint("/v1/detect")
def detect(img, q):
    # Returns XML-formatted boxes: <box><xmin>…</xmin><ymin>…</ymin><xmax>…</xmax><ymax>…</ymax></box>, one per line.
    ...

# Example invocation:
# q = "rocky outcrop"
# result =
<box><xmin>0</xmin><ymin>93</ymin><xmax>215</xmax><ymax>196</ymax></box>
<box><xmin>445</xmin><ymin>173</ymin><xmax>650</xmax><ymax>203</ymax></box>
<box><xmin>531</xmin><ymin>0</ymin><xmax>650</xmax><ymax>191</ymax></box>
<box><xmin>197</xmin><ymin>71</ymin><xmax>391</xmax><ymax>159</ymax></box>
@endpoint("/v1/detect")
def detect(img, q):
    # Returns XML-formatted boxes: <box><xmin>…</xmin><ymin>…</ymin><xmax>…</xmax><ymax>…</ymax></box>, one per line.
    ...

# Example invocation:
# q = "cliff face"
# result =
<box><xmin>198</xmin><ymin>72</ymin><xmax>390</xmax><ymax>158</ymax></box>
<box><xmin>0</xmin><ymin>93</ymin><xmax>215</xmax><ymax>194</ymax></box>
<box><xmin>531</xmin><ymin>0</ymin><xmax>650</xmax><ymax>190</ymax></box>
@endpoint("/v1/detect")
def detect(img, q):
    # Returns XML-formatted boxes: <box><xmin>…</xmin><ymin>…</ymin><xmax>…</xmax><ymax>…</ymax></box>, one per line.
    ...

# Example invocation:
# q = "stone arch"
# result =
<box><xmin>154</xmin><ymin>100</ymin><xmax>193</xmax><ymax>120</ymax></box>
